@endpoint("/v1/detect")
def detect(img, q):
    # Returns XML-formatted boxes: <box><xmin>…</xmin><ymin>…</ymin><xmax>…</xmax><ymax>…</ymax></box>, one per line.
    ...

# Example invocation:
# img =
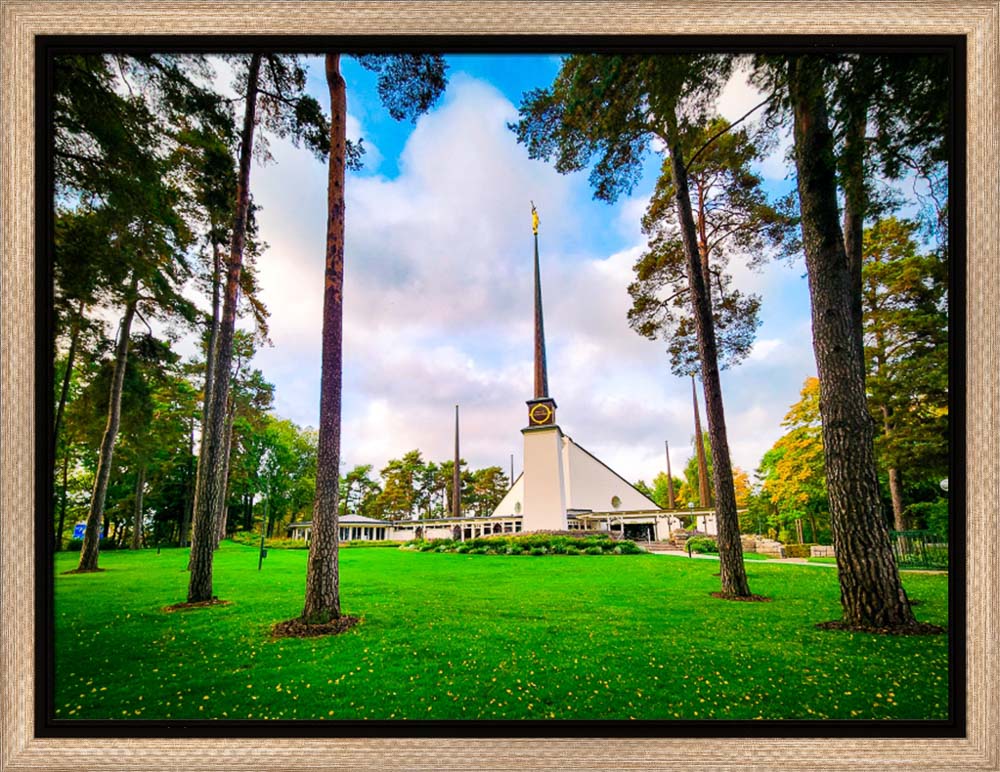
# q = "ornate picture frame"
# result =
<box><xmin>2</xmin><ymin>2</ymin><xmax>997</xmax><ymax>769</ymax></box>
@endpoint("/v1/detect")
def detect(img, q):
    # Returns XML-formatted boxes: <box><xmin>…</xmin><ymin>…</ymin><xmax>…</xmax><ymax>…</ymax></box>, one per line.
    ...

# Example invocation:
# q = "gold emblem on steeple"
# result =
<box><xmin>531</xmin><ymin>201</ymin><xmax>539</xmax><ymax>235</ymax></box>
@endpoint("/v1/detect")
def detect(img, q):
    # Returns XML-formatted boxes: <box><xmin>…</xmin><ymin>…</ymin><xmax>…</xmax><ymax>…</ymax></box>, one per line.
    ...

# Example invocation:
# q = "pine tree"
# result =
<box><xmin>295</xmin><ymin>53</ymin><xmax>448</xmax><ymax>626</ymax></box>
<box><xmin>514</xmin><ymin>54</ymin><xmax>755</xmax><ymax>598</ymax></box>
<box><xmin>784</xmin><ymin>55</ymin><xmax>918</xmax><ymax>629</ymax></box>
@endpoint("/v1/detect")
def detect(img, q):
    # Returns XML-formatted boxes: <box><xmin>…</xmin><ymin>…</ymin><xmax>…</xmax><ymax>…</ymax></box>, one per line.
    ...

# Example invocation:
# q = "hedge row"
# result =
<box><xmin>403</xmin><ymin>533</ymin><xmax>643</xmax><ymax>556</ymax></box>
<box><xmin>64</xmin><ymin>537</ymin><xmax>118</xmax><ymax>552</ymax></box>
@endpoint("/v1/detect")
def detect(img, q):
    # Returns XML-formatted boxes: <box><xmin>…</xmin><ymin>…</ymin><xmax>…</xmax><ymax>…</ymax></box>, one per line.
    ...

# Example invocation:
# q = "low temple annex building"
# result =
<box><xmin>288</xmin><ymin>207</ymin><xmax>720</xmax><ymax>545</ymax></box>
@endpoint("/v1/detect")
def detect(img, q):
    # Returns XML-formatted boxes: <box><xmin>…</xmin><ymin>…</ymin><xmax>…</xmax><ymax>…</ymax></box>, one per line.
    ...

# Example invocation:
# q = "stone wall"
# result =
<box><xmin>742</xmin><ymin>535</ymin><xmax>785</xmax><ymax>558</ymax></box>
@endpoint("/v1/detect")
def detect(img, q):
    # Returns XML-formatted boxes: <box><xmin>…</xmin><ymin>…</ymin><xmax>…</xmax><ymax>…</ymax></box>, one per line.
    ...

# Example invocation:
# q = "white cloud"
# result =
<box><xmin>717</xmin><ymin>65</ymin><xmax>794</xmax><ymax>183</ymax></box>
<box><xmin>346</xmin><ymin>112</ymin><xmax>383</xmax><ymax>170</ymax></box>
<box><xmin>231</xmin><ymin>67</ymin><xmax>818</xmax><ymax>487</ymax></box>
<box><xmin>746</xmin><ymin>338</ymin><xmax>783</xmax><ymax>363</ymax></box>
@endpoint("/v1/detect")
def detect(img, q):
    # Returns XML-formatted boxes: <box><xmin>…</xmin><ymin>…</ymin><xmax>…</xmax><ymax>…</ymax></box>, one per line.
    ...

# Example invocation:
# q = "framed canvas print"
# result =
<box><xmin>2</xmin><ymin>2</ymin><xmax>998</xmax><ymax>770</ymax></box>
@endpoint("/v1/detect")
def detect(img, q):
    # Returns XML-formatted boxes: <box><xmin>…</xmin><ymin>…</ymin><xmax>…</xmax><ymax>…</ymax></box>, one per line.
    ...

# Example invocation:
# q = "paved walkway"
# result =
<box><xmin>644</xmin><ymin>547</ymin><xmax>947</xmax><ymax>574</ymax></box>
<box><xmin>648</xmin><ymin>548</ymin><xmax>837</xmax><ymax>568</ymax></box>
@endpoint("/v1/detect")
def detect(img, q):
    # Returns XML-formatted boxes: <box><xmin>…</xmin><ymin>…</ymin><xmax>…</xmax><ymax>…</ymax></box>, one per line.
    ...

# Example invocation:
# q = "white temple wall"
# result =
<box><xmin>521</xmin><ymin>426</ymin><xmax>568</xmax><ymax>531</ymax></box>
<box><xmin>491</xmin><ymin>473</ymin><xmax>524</xmax><ymax>518</ymax></box>
<box><xmin>562</xmin><ymin>438</ymin><xmax>660</xmax><ymax>513</ymax></box>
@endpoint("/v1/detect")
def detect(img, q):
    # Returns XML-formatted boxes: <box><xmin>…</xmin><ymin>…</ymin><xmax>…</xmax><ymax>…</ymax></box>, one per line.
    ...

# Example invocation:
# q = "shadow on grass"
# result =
<box><xmin>271</xmin><ymin>615</ymin><xmax>361</xmax><ymax>639</ymax></box>
<box><xmin>162</xmin><ymin>599</ymin><xmax>231</xmax><ymax>613</ymax></box>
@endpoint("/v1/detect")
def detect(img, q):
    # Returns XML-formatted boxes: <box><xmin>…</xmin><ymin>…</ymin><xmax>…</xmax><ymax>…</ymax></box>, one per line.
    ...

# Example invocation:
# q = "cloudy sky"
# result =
<box><xmin>222</xmin><ymin>54</ymin><xmax>820</xmax><ymax>484</ymax></box>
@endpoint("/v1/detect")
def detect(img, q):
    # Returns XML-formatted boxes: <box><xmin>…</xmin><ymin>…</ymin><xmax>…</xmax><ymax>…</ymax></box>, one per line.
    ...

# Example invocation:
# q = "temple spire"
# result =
<box><xmin>532</xmin><ymin>202</ymin><xmax>548</xmax><ymax>399</ymax></box>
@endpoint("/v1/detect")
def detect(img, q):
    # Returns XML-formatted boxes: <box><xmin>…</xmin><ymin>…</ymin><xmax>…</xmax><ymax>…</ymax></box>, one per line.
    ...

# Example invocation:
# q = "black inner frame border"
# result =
<box><xmin>33</xmin><ymin>33</ymin><xmax>967</xmax><ymax>740</ymax></box>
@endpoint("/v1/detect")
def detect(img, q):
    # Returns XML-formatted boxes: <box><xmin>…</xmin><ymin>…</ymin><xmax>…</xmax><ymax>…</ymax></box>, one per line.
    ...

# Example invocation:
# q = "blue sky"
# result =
<box><xmin>227</xmin><ymin>53</ymin><xmax>820</xmax><ymax>483</ymax></box>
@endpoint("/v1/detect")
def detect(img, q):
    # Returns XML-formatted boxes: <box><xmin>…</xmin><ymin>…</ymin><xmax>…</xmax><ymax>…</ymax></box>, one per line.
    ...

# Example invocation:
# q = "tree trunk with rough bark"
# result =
<box><xmin>300</xmin><ymin>52</ymin><xmax>346</xmax><ymax>623</ymax></box>
<box><xmin>77</xmin><ymin>277</ymin><xmax>139</xmax><ymax>571</ymax></box>
<box><xmin>691</xmin><ymin>376</ymin><xmax>712</xmax><ymax>508</ymax></box>
<box><xmin>187</xmin><ymin>53</ymin><xmax>261</xmax><ymax>603</ymax></box>
<box><xmin>667</xmin><ymin>119</ymin><xmax>750</xmax><ymax>598</ymax></box>
<box><xmin>787</xmin><ymin>55</ymin><xmax>915</xmax><ymax>628</ymax></box>
<box><xmin>841</xmin><ymin>89</ymin><xmax>869</xmax><ymax>364</ymax></box>
<box><xmin>130</xmin><ymin>463</ymin><xmax>146</xmax><ymax>550</ymax></box>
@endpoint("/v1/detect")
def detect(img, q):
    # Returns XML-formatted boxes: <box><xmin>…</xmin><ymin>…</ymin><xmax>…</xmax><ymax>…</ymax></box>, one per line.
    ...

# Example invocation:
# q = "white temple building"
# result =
<box><xmin>489</xmin><ymin>204</ymin><xmax>671</xmax><ymax>533</ymax></box>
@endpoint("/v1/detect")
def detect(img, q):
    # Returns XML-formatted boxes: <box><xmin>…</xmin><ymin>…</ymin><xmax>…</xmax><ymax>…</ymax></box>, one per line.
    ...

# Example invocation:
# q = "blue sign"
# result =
<box><xmin>72</xmin><ymin>523</ymin><xmax>87</xmax><ymax>540</ymax></box>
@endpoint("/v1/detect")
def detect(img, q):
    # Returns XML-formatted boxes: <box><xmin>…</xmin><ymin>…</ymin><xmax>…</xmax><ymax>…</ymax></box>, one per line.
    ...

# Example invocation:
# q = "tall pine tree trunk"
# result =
<box><xmin>187</xmin><ymin>53</ymin><xmax>261</xmax><ymax>603</ymax></box>
<box><xmin>55</xmin><ymin>449</ymin><xmax>70</xmax><ymax>551</ymax></box>
<box><xmin>841</xmin><ymin>93</ymin><xmax>869</xmax><ymax>363</ymax></box>
<box><xmin>180</xmin><ymin>416</ymin><xmax>194</xmax><ymax>547</ymax></box>
<box><xmin>880</xmin><ymin>406</ymin><xmax>907</xmax><ymax>530</ymax></box>
<box><xmin>196</xmin><ymin>240</ymin><xmax>223</xmax><ymax>545</ymax></box>
<box><xmin>300</xmin><ymin>52</ymin><xmax>346</xmax><ymax>623</ymax></box>
<box><xmin>214</xmin><ymin>392</ymin><xmax>236</xmax><ymax>548</ymax></box>
<box><xmin>203</xmin><ymin>240</ymin><xmax>223</xmax><ymax>429</ymax></box>
<box><xmin>691</xmin><ymin>376</ymin><xmax>712</xmax><ymax>508</ymax></box>
<box><xmin>77</xmin><ymin>277</ymin><xmax>139</xmax><ymax>571</ymax></box>
<box><xmin>840</xmin><ymin>57</ymin><xmax>875</xmax><ymax>364</ymax></box>
<box><xmin>54</xmin><ymin>298</ymin><xmax>85</xmax><ymax>446</ymax></box>
<box><xmin>787</xmin><ymin>55</ymin><xmax>915</xmax><ymax>628</ymax></box>
<box><xmin>888</xmin><ymin>468</ymin><xmax>905</xmax><ymax>530</ymax></box>
<box><xmin>667</xmin><ymin>118</ymin><xmax>750</xmax><ymax>598</ymax></box>
<box><xmin>130</xmin><ymin>463</ymin><xmax>146</xmax><ymax>550</ymax></box>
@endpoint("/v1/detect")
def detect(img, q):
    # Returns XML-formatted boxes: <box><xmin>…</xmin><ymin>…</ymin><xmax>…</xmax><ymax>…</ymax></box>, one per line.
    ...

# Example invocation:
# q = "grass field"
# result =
<box><xmin>53</xmin><ymin>543</ymin><xmax>949</xmax><ymax>721</ymax></box>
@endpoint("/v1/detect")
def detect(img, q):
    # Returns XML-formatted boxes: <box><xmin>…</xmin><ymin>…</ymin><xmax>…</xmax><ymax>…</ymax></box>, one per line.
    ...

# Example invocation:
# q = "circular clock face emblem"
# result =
<box><xmin>529</xmin><ymin>403</ymin><xmax>553</xmax><ymax>424</ymax></box>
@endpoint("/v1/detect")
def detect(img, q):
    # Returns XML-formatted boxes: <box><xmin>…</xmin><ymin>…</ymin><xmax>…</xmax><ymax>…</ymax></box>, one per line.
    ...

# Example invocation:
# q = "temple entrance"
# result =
<box><xmin>622</xmin><ymin>523</ymin><xmax>655</xmax><ymax>542</ymax></box>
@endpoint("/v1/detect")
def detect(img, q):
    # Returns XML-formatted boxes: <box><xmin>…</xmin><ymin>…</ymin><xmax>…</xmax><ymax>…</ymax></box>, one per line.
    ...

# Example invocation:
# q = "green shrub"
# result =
<box><xmin>66</xmin><ymin>536</ymin><xmax>119</xmax><ymax>552</ymax></box>
<box><xmin>584</xmin><ymin>546</ymin><xmax>603</xmax><ymax>555</ymax></box>
<box><xmin>469</xmin><ymin>547</ymin><xmax>488</xmax><ymax>555</ymax></box>
<box><xmin>616</xmin><ymin>540</ymin><xmax>642</xmax><ymax>555</ymax></box>
<box><xmin>229</xmin><ymin>531</ymin><xmax>308</xmax><ymax>550</ymax></box>
<box><xmin>564</xmin><ymin>546</ymin><xmax>580</xmax><ymax>555</ymax></box>
<box><xmin>686</xmin><ymin>536</ymin><xmax>718</xmax><ymax>554</ymax></box>
<box><xmin>507</xmin><ymin>544</ymin><xmax>524</xmax><ymax>555</ymax></box>
<box><xmin>782</xmin><ymin>543</ymin><xmax>816</xmax><ymax>559</ymax></box>
<box><xmin>907</xmin><ymin>499</ymin><xmax>949</xmax><ymax>538</ymax></box>
<box><xmin>529</xmin><ymin>547</ymin><xmax>547</xmax><ymax>556</ymax></box>
<box><xmin>456</xmin><ymin>544</ymin><xmax>470</xmax><ymax>554</ymax></box>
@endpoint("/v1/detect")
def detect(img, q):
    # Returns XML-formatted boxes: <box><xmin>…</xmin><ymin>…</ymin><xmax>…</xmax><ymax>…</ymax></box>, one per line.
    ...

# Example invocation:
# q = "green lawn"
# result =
<box><xmin>53</xmin><ymin>542</ymin><xmax>949</xmax><ymax>721</ymax></box>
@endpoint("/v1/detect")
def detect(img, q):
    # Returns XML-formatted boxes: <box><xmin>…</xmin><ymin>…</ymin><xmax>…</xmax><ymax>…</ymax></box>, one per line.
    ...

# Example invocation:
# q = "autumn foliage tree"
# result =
<box><xmin>757</xmin><ymin>377</ymin><xmax>829</xmax><ymax>544</ymax></box>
